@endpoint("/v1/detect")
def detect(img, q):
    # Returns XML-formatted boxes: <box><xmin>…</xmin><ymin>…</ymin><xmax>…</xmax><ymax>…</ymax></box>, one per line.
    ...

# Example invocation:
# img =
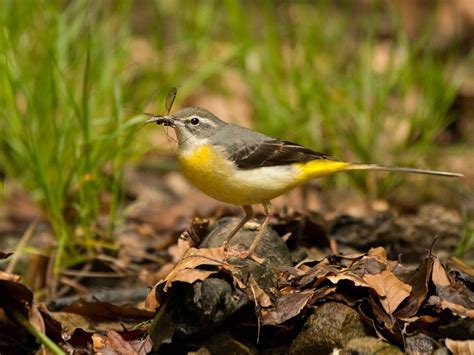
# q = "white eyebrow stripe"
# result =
<box><xmin>194</xmin><ymin>117</ymin><xmax>217</xmax><ymax>127</ymax></box>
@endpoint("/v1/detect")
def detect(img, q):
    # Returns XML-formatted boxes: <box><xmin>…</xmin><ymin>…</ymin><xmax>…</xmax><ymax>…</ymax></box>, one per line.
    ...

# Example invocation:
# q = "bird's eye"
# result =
<box><xmin>190</xmin><ymin>117</ymin><xmax>200</xmax><ymax>125</ymax></box>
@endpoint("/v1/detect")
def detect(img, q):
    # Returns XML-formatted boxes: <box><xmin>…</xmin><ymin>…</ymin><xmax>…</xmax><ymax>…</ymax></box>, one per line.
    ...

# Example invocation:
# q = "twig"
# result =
<box><xmin>60</xmin><ymin>270</ymin><xmax>134</xmax><ymax>278</ymax></box>
<box><xmin>55</xmin><ymin>261</ymin><xmax>93</xmax><ymax>299</ymax></box>
<box><xmin>47</xmin><ymin>287</ymin><xmax>150</xmax><ymax>311</ymax></box>
<box><xmin>429</xmin><ymin>236</ymin><xmax>440</xmax><ymax>257</ymax></box>
<box><xmin>249</xmin><ymin>283</ymin><xmax>261</xmax><ymax>345</ymax></box>
<box><xmin>329</xmin><ymin>239</ymin><xmax>338</xmax><ymax>254</ymax></box>
<box><xmin>59</xmin><ymin>276</ymin><xmax>89</xmax><ymax>295</ymax></box>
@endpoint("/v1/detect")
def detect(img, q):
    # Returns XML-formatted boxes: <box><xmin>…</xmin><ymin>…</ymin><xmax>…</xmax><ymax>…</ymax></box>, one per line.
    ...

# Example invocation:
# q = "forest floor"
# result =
<box><xmin>1</xmin><ymin>162</ymin><xmax>473</xmax><ymax>354</ymax></box>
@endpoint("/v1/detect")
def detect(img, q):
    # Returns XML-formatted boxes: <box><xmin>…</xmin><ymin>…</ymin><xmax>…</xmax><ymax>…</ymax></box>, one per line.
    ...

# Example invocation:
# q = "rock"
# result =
<box><xmin>170</xmin><ymin>277</ymin><xmax>249</xmax><ymax>335</ymax></box>
<box><xmin>329</xmin><ymin>212</ymin><xmax>400</xmax><ymax>251</ymax></box>
<box><xmin>439</xmin><ymin>318</ymin><xmax>474</xmax><ymax>340</ymax></box>
<box><xmin>204</xmin><ymin>331</ymin><xmax>257</xmax><ymax>355</ymax></box>
<box><xmin>405</xmin><ymin>333</ymin><xmax>443</xmax><ymax>355</ymax></box>
<box><xmin>261</xmin><ymin>346</ymin><xmax>291</xmax><ymax>355</ymax></box>
<box><xmin>160</xmin><ymin>217</ymin><xmax>292</xmax><ymax>339</ymax></box>
<box><xmin>341</xmin><ymin>337</ymin><xmax>403</xmax><ymax>355</ymax></box>
<box><xmin>201</xmin><ymin>217</ymin><xmax>292</xmax><ymax>267</ymax></box>
<box><xmin>433</xmin><ymin>347</ymin><xmax>449</xmax><ymax>355</ymax></box>
<box><xmin>329</xmin><ymin>206</ymin><xmax>461</xmax><ymax>262</ymax></box>
<box><xmin>290</xmin><ymin>302</ymin><xmax>368</xmax><ymax>354</ymax></box>
<box><xmin>202</xmin><ymin>217</ymin><xmax>292</xmax><ymax>312</ymax></box>
<box><xmin>189</xmin><ymin>347</ymin><xmax>211</xmax><ymax>355</ymax></box>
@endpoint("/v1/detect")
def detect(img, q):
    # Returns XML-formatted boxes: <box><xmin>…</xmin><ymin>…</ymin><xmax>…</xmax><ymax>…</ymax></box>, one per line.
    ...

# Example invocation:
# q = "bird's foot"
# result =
<box><xmin>223</xmin><ymin>245</ymin><xmax>264</xmax><ymax>263</ymax></box>
<box><xmin>223</xmin><ymin>244</ymin><xmax>252</xmax><ymax>259</ymax></box>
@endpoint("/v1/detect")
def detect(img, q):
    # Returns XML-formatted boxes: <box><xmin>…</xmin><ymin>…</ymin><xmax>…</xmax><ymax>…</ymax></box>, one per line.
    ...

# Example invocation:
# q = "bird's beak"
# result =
<box><xmin>144</xmin><ymin>114</ymin><xmax>176</xmax><ymax>127</ymax></box>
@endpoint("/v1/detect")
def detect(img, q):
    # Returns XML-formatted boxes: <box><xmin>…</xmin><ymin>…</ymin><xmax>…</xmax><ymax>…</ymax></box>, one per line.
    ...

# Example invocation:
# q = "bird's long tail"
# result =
<box><xmin>345</xmin><ymin>163</ymin><xmax>463</xmax><ymax>178</ymax></box>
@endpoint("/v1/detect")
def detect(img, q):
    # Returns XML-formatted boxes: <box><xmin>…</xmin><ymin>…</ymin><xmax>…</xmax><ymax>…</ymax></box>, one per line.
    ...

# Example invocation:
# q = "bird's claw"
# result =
<box><xmin>223</xmin><ymin>244</ymin><xmax>251</xmax><ymax>259</ymax></box>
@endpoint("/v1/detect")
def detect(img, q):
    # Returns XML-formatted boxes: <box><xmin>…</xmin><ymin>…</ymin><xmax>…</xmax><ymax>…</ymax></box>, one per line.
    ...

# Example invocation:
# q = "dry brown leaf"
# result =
<box><xmin>101</xmin><ymin>331</ymin><xmax>137</xmax><ymax>354</ymax></box>
<box><xmin>0</xmin><ymin>270</ymin><xmax>21</xmax><ymax>282</ymax></box>
<box><xmin>51</xmin><ymin>312</ymin><xmax>115</xmax><ymax>336</ymax></box>
<box><xmin>0</xmin><ymin>252</ymin><xmax>13</xmax><ymax>260</ymax></box>
<box><xmin>357</xmin><ymin>256</ymin><xmax>386</xmax><ymax>275</ymax></box>
<box><xmin>428</xmin><ymin>276</ymin><xmax>474</xmax><ymax>318</ymax></box>
<box><xmin>169</xmin><ymin>247</ymin><xmax>225</xmax><ymax>270</ymax></box>
<box><xmin>395</xmin><ymin>255</ymin><xmax>433</xmax><ymax>318</ymax></box>
<box><xmin>230</xmin><ymin>272</ymin><xmax>247</xmax><ymax>290</ymax></box>
<box><xmin>144</xmin><ymin>285</ymin><xmax>159</xmax><ymax>312</ymax></box>
<box><xmin>63</xmin><ymin>299</ymin><xmax>154</xmax><ymax>322</ymax></box>
<box><xmin>364</xmin><ymin>270</ymin><xmax>412</xmax><ymax>314</ymax></box>
<box><xmin>440</xmin><ymin>300</ymin><xmax>474</xmax><ymax>318</ymax></box>
<box><xmin>432</xmin><ymin>258</ymin><xmax>451</xmax><ymax>287</ymax></box>
<box><xmin>327</xmin><ymin>272</ymin><xmax>368</xmax><ymax>288</ymax></box>
<box><xmin>165</xmin><ymin>269</ymin><xmax>217</xmax><ymax>290</ymax></box>
<box><xmin>354</xmin><ymin>247</ymin><xmax>389</xmax><ymax>276</ymax></box>
<box><xmin>445</xmin><ymin>339</ymin><xmax>474</xmax><ymax>355</ymax></box>
<box><xmin>93</xmin><ymin>330</ymin><xmax>152</xmax><ymax>355</ymax></box>
<box><xmin>297</xmin><ymin>262</ymin><xmax>340</xmax><ymax>288</ymax></box>
<box><xmin>446</xmin><ymin>257</ymin><xmax>474</xmax><ymax>284</ymax></box>
<box><xmin>261</xmin><ymin>290</ymin><xmax>315</xmax><ymax>325</ymax></box>
<box><xmin>166</xmin><ymin>219</ymin><xmax>208</xmax><ymax>263</ymax></box>
<box><xmin>161</xmin><ymin>247</ymin><xmax>226</xmax><ymax>291</ymax></box>
<box><xmin>248</xmin><ymin>274</ymin><xmax>272</xmax><ymax>308</ymax></box>
<box><xmin>168</xmin><ymin>238</ymin><xmax>193</xmax><ymax>263</ymax></box>
<box><xmin>92</xmin><ymin>333</ymin><xmax>107</xmax><ymax>352</ymax></box>
<box><xmin>0</xmin><ymin>278</ymin><xmax>33</xmax><ymax>319</ymax></box>
<box><xmin>367</xmin><ymin>246</ymin><xmax>387</xmax><ymax>260</ymax></box>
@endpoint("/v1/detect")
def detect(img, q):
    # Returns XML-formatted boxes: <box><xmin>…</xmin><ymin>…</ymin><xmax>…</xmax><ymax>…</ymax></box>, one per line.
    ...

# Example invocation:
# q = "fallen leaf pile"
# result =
<box><xmin>147</xmin><ymin>245</ymin><xmax>474</xmax><ymax>351</ymax></box>
<box><xmin>0</xmin><ymin>208</ymin><xmax>472</xmax><ymax>353</ymax></box>
<box><xmin>271</xmin><ymin>248</ymin><xmax>474</xmax><ymax>340</ymax></box>
<box><xmin>0</xmin><ymin>254</ymin><xmax>154</xmax><ymax>354</ymax></box>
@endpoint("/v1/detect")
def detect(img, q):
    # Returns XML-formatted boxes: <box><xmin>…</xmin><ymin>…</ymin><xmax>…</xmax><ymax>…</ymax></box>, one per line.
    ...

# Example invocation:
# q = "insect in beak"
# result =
<box><xmin>144</xmin><ymin>87</ymin><xmax>180</xmax><ymax>128</ymax></box>
<box><xmin>144</xmin><ymin>114</ymin><xmax>175</xmax><ymax>127</ymax></box>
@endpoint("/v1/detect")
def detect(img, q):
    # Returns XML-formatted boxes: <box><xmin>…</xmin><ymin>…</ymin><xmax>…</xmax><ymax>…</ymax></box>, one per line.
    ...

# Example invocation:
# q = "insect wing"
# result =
<box><xmin>165</xmin><ymin>87</ymin><xmax>177</xmax><ymax>115</ymax></box>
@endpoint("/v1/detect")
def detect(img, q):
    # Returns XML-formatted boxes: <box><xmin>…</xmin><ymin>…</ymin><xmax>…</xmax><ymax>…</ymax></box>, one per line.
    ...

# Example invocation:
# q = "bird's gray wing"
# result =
<box><xmin>227</xmin><ymin>139</ymin><xmax>336</xmax><ymax>169</ymax></box>
<box><xmin>211</xmin><ymin>123</ymin><xmax>336</xmax><ymax>169</ymax></box>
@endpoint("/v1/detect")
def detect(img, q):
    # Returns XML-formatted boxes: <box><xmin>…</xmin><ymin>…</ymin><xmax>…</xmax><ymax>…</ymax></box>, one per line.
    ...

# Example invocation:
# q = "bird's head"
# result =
<box><xmin>146</xmin><ymin>107</ymin><xmax>225</xmax><ymax>148</ymax></box>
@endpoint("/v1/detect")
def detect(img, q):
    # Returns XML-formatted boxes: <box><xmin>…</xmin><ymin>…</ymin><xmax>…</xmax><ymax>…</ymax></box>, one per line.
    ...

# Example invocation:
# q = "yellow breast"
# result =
<box><xmin>178</xmin><ymin>145</ymin><xmax>236</xmax><ymax>203</ymax></box>
<box><xmin>178</xmin><ymin>145</ymin><xmax>297</xmax><ymax>205</ymax></box>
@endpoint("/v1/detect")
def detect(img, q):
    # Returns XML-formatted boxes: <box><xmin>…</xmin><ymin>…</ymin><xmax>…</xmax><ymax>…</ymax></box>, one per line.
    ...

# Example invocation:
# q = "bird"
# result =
<box><xmin>145</xmin><ymin>107</ymin><xmax>463</xmax><ymax>258</ymax></box>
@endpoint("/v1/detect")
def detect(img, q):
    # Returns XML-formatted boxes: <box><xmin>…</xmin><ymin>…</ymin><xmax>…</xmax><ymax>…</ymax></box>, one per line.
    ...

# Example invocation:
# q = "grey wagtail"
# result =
<box><xmin>146</xmin><ymin>107</ymin><xmax>463</xmax><ymax>258</ymax></box>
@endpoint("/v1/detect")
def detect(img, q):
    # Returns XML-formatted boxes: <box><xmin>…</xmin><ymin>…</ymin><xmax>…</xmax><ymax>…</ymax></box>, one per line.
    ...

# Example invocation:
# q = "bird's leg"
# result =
<box><xmin>223</xmin><ymin>205</ymin><xmax>253</xmax><ymax>251</ymax></box>
<box><xmin>240</xmin><ymin>200</ymin><xmax>273</xmax><ymax>258</ymax></box>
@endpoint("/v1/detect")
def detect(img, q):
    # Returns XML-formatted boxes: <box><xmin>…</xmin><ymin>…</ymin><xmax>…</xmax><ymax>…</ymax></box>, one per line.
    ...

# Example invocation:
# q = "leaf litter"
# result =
<box><xmin>1</xmin><ymin>203</ymin><xmax>473</xmax><ymax>353</ymax></box>
<box><xmin>143</xmin><ymin>219</ymin><xmax>473</xmax><ymax>352</ymax></box>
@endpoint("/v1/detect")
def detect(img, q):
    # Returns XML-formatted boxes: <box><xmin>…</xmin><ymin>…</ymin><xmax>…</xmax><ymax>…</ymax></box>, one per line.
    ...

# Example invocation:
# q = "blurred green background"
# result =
<box><xmin>1</xmin><ymin>0</ymin><xmax>473</xmax><ymax>270</ymax></box>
